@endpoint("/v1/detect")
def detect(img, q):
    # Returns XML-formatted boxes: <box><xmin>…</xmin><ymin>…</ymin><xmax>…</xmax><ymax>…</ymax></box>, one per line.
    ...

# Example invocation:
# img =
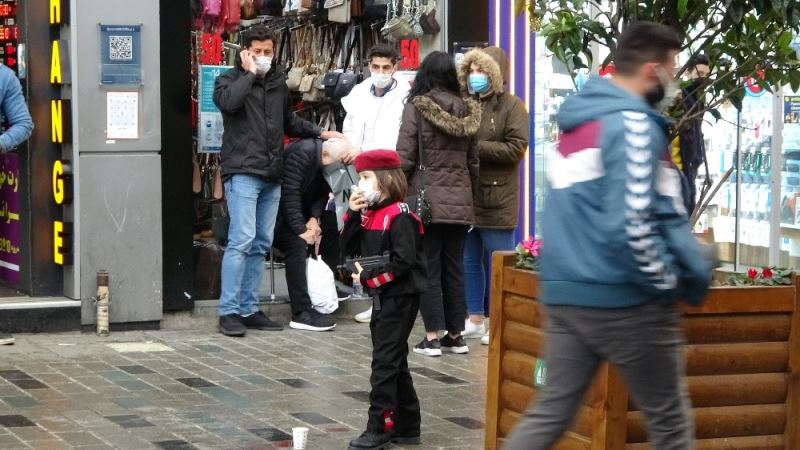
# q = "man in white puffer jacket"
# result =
<box><xmin>339</xmin><ymin>43</ymin><xmax>410</xmax><ymax>323</ymax></box>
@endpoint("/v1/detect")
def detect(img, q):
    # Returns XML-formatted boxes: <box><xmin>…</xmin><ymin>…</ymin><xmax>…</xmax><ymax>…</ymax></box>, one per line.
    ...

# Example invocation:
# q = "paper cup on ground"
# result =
<box><xmin>292</xmin><ymin>426</ymin><xmax>309</xmax><ymax>449</ymax></box>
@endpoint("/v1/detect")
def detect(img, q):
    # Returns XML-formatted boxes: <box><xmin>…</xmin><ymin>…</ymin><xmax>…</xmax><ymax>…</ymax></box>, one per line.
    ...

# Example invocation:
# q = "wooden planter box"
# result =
<box><xmin>485</xmin><ymin>252</ymin><xmax>800</xmax><ymax>450</ymax></box>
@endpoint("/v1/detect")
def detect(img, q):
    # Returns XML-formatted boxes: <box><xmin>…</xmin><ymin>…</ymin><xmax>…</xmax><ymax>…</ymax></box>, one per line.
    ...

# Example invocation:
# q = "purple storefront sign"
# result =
<box><xmin>0</xmin><ymin>152</ymin><xmax>21</xmax><ymax>284</ymax></box>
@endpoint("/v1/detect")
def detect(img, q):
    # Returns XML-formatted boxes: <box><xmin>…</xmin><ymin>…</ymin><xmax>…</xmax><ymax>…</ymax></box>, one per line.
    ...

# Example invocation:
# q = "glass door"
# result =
<box><xmin>780</xmin><ymin>89</ymin><xmax>800</xmax><ymax>268</ymax></box>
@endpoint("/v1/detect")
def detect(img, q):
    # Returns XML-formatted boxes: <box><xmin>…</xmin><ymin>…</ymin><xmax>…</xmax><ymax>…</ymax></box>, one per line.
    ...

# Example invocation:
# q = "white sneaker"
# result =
<box><xmin>462</xmin><ymin>319</ymin><xmax>485</xmax><ymax>339</ymax></box>
<box><xmin>354</xmin><ymin>307</ymin><xmax>372</xmax><ymax>323</ymax></box>
<box><xmin>481</xmin><ymin>333</ymin><xmax>490</xmax><ymax>345</ymax></box>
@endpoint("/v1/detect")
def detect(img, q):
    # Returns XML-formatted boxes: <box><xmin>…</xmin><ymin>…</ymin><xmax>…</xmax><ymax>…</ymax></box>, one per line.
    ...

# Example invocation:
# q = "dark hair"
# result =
<box><xmin>375</xmin><ymin>168</ymin><xmax>408</xmax><ymax>202</ymax></box>
<box><xmin>689</xmin><ymin>53</ymin><xmax>710</xmax><ymax>68</ymax></box>
<box><xmin>367</xmin><ymin>44</ymin><xmax>399</xmax><ymax>64</ymax></box>
<box><xmin>613</xmin><ymin>22</ymin><xmax>682</xmax><ymax>75</ymax></box>
<box><xmin>408</xmin><ymin>51</ymin><xmax>460</xmax><ymax>99</ymax></box>
<box><xmin>242</xmin><ymin>27</ymin><xmax>277</xmax><ymax>49</ymax></box>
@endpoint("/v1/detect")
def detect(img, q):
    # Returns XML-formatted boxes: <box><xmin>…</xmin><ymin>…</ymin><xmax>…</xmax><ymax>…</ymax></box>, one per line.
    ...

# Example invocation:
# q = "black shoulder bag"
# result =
<box><xmin>405</xmin><ymin>108</ymin><xmax>433</xmax><ymax>226</ymax></box>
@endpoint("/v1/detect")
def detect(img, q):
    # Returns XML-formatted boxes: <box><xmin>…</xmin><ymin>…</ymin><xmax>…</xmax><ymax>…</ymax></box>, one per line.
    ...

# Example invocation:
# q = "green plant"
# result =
<box><xmin>515</xmin><ymin>237</ymin><xmax>541</xmax><ymax>271</ymax></box>
<box><xmin>519</xmin><ymin>0</ymin><xmax>800</xmax><ymax>116</ymax></box>
<box><xmin>723</xmin><ymin>266</ymin><xmax>793</xmax><ymax>286</ymax></box>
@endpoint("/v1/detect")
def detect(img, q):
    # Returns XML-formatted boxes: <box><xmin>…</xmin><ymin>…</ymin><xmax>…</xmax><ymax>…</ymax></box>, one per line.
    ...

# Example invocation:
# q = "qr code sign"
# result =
<box><xmin>109</xmin><ymin>35</ymin><xmax>133</xmax><ymax>61</ymax></box>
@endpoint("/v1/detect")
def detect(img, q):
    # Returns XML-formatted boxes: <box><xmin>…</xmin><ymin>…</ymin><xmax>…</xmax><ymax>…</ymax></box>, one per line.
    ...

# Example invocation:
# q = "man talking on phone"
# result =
<box><xmin>213</xmin><ymin>27</ymin><xmax>343</xmax><ymax>338</ymax></box>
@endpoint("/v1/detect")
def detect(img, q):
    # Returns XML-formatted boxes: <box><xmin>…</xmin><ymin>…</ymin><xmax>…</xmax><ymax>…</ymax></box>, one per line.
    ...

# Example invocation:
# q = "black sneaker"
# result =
<box><xmin>218</xmin><ymin>314</ymin><xmax>246</xmax><ymax>337</ymax></box>
<box><xmin>0</xmin><ymin>333</ymin><xmax>14</xmax><ymax>345</ymax></box>
<box><xmin>289</xmin><ymin>310</ymin><xmax>336</xmax><ymax>332</ymax></box>
<box><xmin>412</xmin><ymin>337</ymin><xmax>442</xmax><ymax>357</ymax></box>
<box><xmin>348</xmin><ymin>431</ymin><xmax>392</xmax><ymax>450</ymax></box>
<box><xmin>440</xmin><ymin>334</ymin><xmax>469</xmax><ymax>354</ymax></box>
<box><xmin>240</xmin><ymin>311</ymin><xmax>283</xmax><ymax>331</ymax></box>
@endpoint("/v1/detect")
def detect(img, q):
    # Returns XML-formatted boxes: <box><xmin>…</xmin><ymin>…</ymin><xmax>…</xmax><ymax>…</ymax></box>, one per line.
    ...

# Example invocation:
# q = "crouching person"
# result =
<box><xmin>341</xmin><ymin>150</ymin><xmax>427</xmax><ymax>449</ymax></box>
<box><xmin>274</xmin><ymin>138</ymin><xmax>347</xmax><ymax>332</ymax></box>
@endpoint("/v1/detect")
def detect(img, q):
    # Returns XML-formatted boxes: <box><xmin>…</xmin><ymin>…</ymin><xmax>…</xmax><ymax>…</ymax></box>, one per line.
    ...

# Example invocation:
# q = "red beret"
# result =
<box><xmin>354</xmin><ymin>149</ymin><xmax>401</xmax><ymax>173</ymax></box>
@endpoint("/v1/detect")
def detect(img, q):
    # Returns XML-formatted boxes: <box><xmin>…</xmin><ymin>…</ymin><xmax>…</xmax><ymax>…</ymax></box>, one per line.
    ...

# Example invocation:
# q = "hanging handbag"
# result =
<box><xmin>382</xmin><ymin>0</ymin><xmax>413</xmax><ymax>40</ymax></box>
<box><xmin>331</xmin><ymin>25</ymin><xmax>363</xmax><ymax>99</ymax></box>
<box><xmin>285</xmin><ymin>29</ymin><xmax>306</xmax><ymax>90</ymax></box>
<box><xmin>260</xmin><ymin>0</ymin><xmax>286</xmax><ymax>16</ymax></box>
<box><xmin>362</xmin><ymin>0</ymin><xmax>389</xmax><ymax>19</ymax></box>
<box><xmin>325</xmin><ymin>0</ymin><xmax>352</xmax><ymax>23</ymax></box>
<box><xmin>212</xmin><ymin>155</ymin><xmax>224</xmax><ymax>201</ymax></box>
<box><xmin>420</xmin><ymin>0</ymin><xmax>440</xmax><ymax>34</ymax></box>
<box><xmin>202</xmin><ymin>0</ymin><xmax>222</xmax><ymax>19</ymax></box>
<box><xmin>351</xmin><ymin>0</ymin><xmax>363</xmax><ymax>17</ymax></box>
<box><xmin>409</xmin><ymin>0</ymin><xmax>424</xmax><ymax>37</ymax></box>
<box><xmin>200</xmin><ymin>154</ymin><xmax>215</xmax><ymax>201</ymax></box>
<box><xmin>405</xmin><ymin>109</ymin><xmax>432</xmax><ymax>226</ymax></box>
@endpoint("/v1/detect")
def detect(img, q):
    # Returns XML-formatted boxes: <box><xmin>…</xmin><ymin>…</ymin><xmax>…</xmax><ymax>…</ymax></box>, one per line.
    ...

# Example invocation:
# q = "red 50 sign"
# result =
<box><xmin>399</xmin><ymin>39</ymin><xmax>419</xmax><ymax>70</ymax></box>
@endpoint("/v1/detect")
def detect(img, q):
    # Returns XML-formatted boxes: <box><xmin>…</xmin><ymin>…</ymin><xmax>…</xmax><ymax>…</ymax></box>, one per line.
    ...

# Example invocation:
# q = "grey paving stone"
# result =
<box><xmin>105</xmin><ymin>415</ymin><xmax>155</xmax><ymax>429</ymax></box>
<box><xmin>55</xmin><ymin>431</ymin><xmax>106</xmax><ymax>446</ymax></box>
<box><xmin>290</xmin><ymin>412</ymin><xmax>337</xmax><ymax>425</ymax></box>
<box><xmin>175</xmin><ymin>378</ymin><xmax>215</xmax><ymax>388</ymax></box>
<box><xmin>2</xmin><ymin>323</ymin><xmax>487</xmax><ymax>449</ymax></box>
<box><xmin>0</xmin><ymin>433</ymin><xmax>28</xmax><ymax>449</ymax></box>
<box><xmin>2</xmin><ymin>396</ymin><xmax>41</xmax><ymax>408</ymax></box>
<box><xmin>155</xmin><ymin>440</ymin><xmax>199</xmax><ymax>450</ymax></box>
<box><xmin>275</xmin><ymin>378</ymin><xmax>317</xmax><ymax>389</ymax></box>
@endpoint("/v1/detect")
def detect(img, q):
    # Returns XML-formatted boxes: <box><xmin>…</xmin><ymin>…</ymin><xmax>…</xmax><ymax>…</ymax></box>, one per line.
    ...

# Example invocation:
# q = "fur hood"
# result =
<box><xmin>458</xmin><ymin>49</ymin><xmax>504</xmax><ymax>95</ymax></box>
<box><xmin>410</xmin><ymin>93</ymin><xmax>482</xmax><ymax>138</ymax></box>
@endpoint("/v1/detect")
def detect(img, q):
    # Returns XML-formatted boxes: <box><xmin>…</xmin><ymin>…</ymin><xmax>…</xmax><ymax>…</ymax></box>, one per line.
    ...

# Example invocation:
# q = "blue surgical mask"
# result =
<box><xmin>468</xmin><ymin>73</ymin><xmax>490</xmax><ymax>94</ymax></box>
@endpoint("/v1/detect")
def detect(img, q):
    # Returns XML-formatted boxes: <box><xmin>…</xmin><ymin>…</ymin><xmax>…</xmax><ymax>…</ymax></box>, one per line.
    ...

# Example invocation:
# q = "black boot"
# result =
<box><xmin>347</xmin><ymin>431</ymin><xmax>391</xmax><ymax>450</ymax></box>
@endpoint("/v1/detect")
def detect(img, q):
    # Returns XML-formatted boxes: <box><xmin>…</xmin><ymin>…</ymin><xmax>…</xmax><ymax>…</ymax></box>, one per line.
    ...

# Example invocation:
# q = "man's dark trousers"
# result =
<box><xmin>273</xmin><ymin>220</ymin><xmax>314</xmax><ymax>317</ymax></box>
<box><xmin>504</xmin><ymin>301</ymin><xmax>694</xmax><ymax>450</ymax></box>
<box><xmin>367</xmin><ymin>294</ymin><xmax>421</xmax><ymax>434</ymax></box>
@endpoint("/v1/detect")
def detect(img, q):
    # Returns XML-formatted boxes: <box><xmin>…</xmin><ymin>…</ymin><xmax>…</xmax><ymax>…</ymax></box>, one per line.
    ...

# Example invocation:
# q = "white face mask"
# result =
<box><xmin>358</xmin><ymin>179</ymin><xmax>381</xmax><ymax>205</ymax></box>
<box><xmin>371</xmin><ymin>71</ymin><xmax>393</xmax><ymax>89</ymax></box>
<box><xmin>254</xmin><ymin>56</ymin><xmax>272</xmax><ymax>75</ymax></box>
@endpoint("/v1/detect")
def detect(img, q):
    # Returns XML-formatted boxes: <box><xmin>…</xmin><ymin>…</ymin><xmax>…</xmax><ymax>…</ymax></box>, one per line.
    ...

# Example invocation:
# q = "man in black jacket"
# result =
<box><xmin>275</xmin><ymin>138</ymin><xmax>347</xmax><ymax>331</ymax></box>
<box><xmin>213</xmin><ymin>27</ymin><xmax>343</xmax><ymax>337</ymax></box>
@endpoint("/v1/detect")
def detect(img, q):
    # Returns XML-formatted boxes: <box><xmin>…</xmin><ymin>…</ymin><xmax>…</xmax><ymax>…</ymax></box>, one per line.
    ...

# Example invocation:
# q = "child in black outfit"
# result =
<box><xmin>341</xmin><ymin>150</ymin><xmax>427</xmax><ymax>450</ymax></box>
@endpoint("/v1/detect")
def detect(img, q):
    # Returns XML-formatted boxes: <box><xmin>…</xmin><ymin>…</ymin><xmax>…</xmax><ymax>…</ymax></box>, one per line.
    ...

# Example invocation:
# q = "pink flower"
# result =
<box><xmin>529</xmin><ymin>240</ymin><xmax>542</xmax><ymax>257</ymax></box>
<box><xmin>762</xmin><ymin>267</ymin><xmax>773</xmax><ymax>278</ymax></box>
<box><xmin>521</xmin><ymin>237</ymin><xmax>542</xmax><ymax>257</ymax></box>
<box><xmin>747</xmin><ymin>268</ymin><xmax>758</xmax><ymax>279</ymax></box>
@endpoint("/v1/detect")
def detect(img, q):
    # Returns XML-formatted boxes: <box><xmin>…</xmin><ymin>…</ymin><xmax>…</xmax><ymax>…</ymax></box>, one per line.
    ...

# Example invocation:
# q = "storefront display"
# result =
<box><xmin>188</xmin><ymin>2</ymin><xmax>429</xmax><ymax>300</ymax></box>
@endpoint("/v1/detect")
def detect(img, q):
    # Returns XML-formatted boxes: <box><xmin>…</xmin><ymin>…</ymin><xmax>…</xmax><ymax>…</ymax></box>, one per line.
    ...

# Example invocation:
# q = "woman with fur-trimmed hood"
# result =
<box><xmin>457</xmin><ymin>48</ymin><xmax>530</xmax><ymax>345</ymax></box>
<box><xmin>396</xmin><ymin>51</ymin><xmax>481</xmax><ymax>357</ymax></box>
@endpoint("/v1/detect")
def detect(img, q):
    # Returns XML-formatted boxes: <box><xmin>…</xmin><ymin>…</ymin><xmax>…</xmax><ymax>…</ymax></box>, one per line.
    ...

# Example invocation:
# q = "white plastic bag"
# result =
<box><xmin>307</xmin><ymin>256</ymin><xmax>338</xmax><ymax>314</ymax></box>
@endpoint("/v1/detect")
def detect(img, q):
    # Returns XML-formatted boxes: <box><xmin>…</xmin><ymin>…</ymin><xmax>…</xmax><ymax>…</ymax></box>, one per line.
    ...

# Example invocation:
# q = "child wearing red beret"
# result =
<box><xmin>341</xmin><ymin>150</ymin><xmax>427</xmax><ymax>450</ymax></box>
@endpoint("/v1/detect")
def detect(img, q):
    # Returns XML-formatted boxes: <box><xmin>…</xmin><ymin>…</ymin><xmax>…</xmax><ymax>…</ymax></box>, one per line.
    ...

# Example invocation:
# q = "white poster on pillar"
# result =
<box><xmin>106</xmin><ymin>91</ymin><xmax>140</xmax><ymax>140</ymax></box>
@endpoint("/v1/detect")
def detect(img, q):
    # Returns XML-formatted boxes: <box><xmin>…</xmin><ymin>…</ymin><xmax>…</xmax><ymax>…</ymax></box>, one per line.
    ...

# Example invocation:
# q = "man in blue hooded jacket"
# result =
<box><xmin>504</xmin><ymin>22</ymin><xmax>713</xmax><ymax>450</ymax></box>
<box><xmin>0</xmin><ymin>64</ymin><xmax>33</xmax><ymax>346</ymax></box>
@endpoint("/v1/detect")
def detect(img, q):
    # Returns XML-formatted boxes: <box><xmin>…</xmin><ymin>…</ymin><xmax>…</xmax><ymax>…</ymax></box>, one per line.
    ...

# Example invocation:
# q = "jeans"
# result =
<box><xmin>504</xmin><ymin>301</ymin><xmax>693</xmax><ymax>450</ymax></box>
<box><xmin>463</xmin><ymin>227</ymin><xmax>515</xmax><ymax>316</ymax></box>
<box><xmin>418</xmin><ymin>224</ymin><xmax>468</xmax><ymax>333</ymax></box>
<box><xmin>218</xmin><ymin>175</ymin><xmax>281</xmax><ymax>316</ymax></box>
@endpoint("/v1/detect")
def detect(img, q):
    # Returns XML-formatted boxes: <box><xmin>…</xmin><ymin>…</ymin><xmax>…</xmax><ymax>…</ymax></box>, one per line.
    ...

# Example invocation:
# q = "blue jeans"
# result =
<box><xmin>218</xmin><ymin>175</ymin><xmax>281</xmax><ymax>316</ymax></box>
<box><xmin>463</xmin><ymin>227</ymin><xmax>515</xmax><ymax>316</ymax></box>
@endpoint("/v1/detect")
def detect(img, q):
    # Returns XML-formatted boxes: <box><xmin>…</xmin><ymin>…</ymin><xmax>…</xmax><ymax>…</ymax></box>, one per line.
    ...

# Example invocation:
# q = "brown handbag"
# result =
<box><xmin>213</xmin><ymin>161</ymin><xmax>223</xmax><ymax>201</ymax></box>
<box><xmin>420</xmin><ymin>0</ymin><xmax>440</xmax><ymax>34</ymax></box>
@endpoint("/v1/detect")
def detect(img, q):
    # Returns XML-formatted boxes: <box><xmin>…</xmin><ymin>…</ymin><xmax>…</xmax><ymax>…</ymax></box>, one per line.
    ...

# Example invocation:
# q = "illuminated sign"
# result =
<box><xmin>0</xmin><ymin>1</ymin><xmax>19</xmax><ymax>73</ymax></box>
<box><xmin>50</xmin><ymin>0</ymin><xmax>72</xmax><ymax>266</ymax></box>
<box><xmin>52</xmin><ymin>160</ymin><xmax>72</xmax><ymax>205</ymax></box>
<box><xmin>49</xmin><ymin>0</ymin><xmax>69</xmax><ymax>26</ymax></box>
<box><xmin>53</xmin><ymin>221</ymin><xmax>73</xmax><ymax>265</ymax></box>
